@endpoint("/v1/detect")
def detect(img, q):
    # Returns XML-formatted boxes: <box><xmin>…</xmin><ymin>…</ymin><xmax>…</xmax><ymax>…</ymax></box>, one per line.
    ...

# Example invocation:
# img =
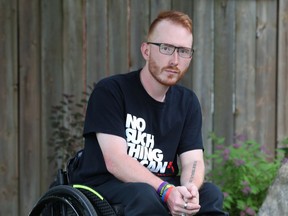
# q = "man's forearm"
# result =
<box><xmin>106</xmin><ymin>153</ymin><xmax>163</xmax><ymax>190</ymax></box>
<box><xmin>181</xmin><ymin>160</ymin><xmax>205</xmax><ymax>189</ymax></box>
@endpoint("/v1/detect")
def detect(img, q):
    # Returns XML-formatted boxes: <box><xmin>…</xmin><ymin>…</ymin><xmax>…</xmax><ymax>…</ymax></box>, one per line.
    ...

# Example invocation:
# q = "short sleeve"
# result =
<box><xmin>83</xmin><ymin>79</ymin><xmax>126</xmax><ymax>139</ymax></box>
<box><xmin>177</xmin><ymin>92</ymin><xmax>203</xmax><ymax>154</ymax></box>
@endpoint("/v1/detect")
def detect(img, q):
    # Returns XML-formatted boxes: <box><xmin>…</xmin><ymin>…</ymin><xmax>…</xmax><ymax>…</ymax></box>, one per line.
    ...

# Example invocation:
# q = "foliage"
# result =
<box><xmin>279</xmin><ymin>137</ymin><xmax>288</xmax><ymax>161</ymax></box>
<box><xmin>48</xmin><ymin>88</ymin><xmax>92</xmax><ymax>170</ymax></box>
<box><xmin>205</xmin><ymin>133</ymin><xmax>285</xmax><ymax>216</ymax></box>
<box><xmin>282</xmin><ymin>137</ymin><xmax>288</xmax><ymax>145</ymax></box>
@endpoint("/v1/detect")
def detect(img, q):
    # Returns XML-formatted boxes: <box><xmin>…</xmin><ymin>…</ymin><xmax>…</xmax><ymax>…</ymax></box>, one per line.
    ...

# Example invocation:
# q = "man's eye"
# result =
<box><xmin>164</xmin><ymin>45</ymin><xmax>173</xmax><ymax>51</ymax></box>
<box><xmin>162</xmin><ymin>46</ymin><xmax>168</xmax><ymax>50</ymax></box>
<box><xmin>179</xmin><ymin>48</ymin><xmax>189</xmax><ymax>54</ymax></box>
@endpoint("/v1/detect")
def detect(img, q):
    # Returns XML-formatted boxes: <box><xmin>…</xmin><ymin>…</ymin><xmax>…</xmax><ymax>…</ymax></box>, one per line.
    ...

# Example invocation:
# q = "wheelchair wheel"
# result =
<box><xmin>29</xmin><ymin>185</ymin><xmax>98</xmax><ymax>216</ymax></box>
<box><xmin>73</xmin><ymin>184</ymin><xmax>118</xmax><ymax>216</ymax></box>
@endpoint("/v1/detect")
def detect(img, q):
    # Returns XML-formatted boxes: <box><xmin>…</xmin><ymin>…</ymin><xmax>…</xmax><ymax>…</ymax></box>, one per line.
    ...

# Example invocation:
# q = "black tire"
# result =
<box><xmin>73</xmin><ymin>185</ymin><xmax>118</xmax><ymax>216</ymax></box>
<box><xmin>29</xmin><ymin>185</ymin><xmax>98</xmax><ymax>216</ymax></box>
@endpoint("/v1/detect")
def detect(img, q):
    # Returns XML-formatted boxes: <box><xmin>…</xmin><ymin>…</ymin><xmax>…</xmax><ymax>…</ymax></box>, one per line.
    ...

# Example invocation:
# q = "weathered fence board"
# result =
<box><xmin>129</xmin><ymin>0</ymin><xmax>149</xmax><ymax>71</ymax></box>
<box><xmin>278</xmin><ymin>0</ymin><xmax>288</xmax><ymax>147</ymax></box>
<box><xmin>213</xmin><ymin>0</ymin><xmax>235</xmax><ymax>145</ymax></box>
<box><xmin>150</xmin><ymin>0</ymin><xmax>172</xmax><ymax>21</ymax></box>
<box><xmin>108</xmin><ymin>0</ymin><xmax>129</xmax><ymax>75</ymax></box>
<box><xmin>63</xmin><ymin>0</ymin><xmax>85</xmax><ymax>100</ymax></box>
<box><xmin>0</xmin><ymin>0</ymin><xmax>18</xmax><ymax>215</ymax></box>
<box><xmin>172</xmin><ymin>0</ymin><xmax>193</xmax><ymax>16</ymax></box>
<box><xmin>40</xmin><ymin>0</ymin><xmax>64</xmax><ymax>191</ymax></box>
<box><xmin>255</xmin><ymin>0</ymin><xmax>277</xmax><ymax>154</ymax></box>
<box><xmin>86</xmin><ymin>0</ymin><xmax>108</xmax><ymax>84</ymax></box>
<box><xmin>235</xmin><ymin>0</ymin><xmax>257</xmax><ymax>140</ymax></box>
<box><xmin>18</xmin><ymin>0</ymin><xmax>41</xmax><ymax>214</ymax></box>
<box><xmin>191</xmin><ymin>0</ymin><xmax>214</xmax><ymax>156</ymax></box>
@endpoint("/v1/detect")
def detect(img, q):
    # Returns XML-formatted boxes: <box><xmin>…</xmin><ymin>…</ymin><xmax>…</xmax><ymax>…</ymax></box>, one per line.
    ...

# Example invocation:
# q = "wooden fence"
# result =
<box><xmin>0</xmin><ymin>0</ymin><xmax>287</xmax><ymax>215</ymax></box>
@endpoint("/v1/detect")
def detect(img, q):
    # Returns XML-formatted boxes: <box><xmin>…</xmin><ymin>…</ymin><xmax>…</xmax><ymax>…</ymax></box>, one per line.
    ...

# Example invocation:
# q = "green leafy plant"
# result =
<box><xmin>48</xmin><ymin>88</ymin><xmax>92</xmax><ymax>170</ymax></box>
<box><xmin>282</xmin><ymin>137</ymin><xmax>288</xmax><ymax>145</ymax></box>
<box><xmin>205</xmin><ymin>133</ymin><xmax>285</xmax><ymax>216</ymax></box>
<box><xmin>279</xmin><ymin>137</ymin><xmax>288</xmax><ymax>159</ymax></box>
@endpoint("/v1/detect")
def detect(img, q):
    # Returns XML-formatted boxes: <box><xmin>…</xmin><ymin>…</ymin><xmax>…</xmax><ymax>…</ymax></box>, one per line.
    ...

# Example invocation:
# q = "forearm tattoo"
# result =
<box><xmin>189</xmin><ymin>161</ymin><xmax>197</xmax><ymax>183</ymax></box>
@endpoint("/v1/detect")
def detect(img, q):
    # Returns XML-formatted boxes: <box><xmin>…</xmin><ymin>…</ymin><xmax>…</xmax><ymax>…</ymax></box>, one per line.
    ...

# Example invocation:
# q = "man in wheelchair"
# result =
<box><xmin>70</xmin><ymin>10</ymin><xmax>228</xmax><ymax>216</ymax></box>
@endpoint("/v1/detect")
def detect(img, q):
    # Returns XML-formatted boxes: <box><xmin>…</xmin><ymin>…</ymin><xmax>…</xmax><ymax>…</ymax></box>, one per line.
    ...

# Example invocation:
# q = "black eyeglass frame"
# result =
<box><xmin>147</xmin><ymin>42</ymin><xmax>194</xmax><ymax>58</ymax></box>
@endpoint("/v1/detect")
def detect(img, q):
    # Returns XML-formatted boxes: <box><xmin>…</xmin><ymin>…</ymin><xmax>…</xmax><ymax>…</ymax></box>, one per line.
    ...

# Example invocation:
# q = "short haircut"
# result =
<box><xmin>148</xmin><ymin>11</ymin><xmax>193</xmax><ymax>39</ymax></box>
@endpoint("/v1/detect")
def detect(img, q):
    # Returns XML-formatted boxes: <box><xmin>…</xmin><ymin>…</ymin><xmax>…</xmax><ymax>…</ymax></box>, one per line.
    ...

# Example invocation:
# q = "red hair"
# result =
<box><xmin>148</xmin><ymin>11</ymin><xmax>193</xmax><ymax>38</ymax></box>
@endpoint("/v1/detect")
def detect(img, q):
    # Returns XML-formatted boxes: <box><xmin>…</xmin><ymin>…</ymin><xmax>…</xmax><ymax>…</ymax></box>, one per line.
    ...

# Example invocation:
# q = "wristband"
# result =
<box><xmin>157</xmin><ymin>181</ymin><xmax>168</xmax><ymax>195</ymax></box>
<box><xmin>160</xmin><ymin>184</ymin><xmax>173</xmax><ymax>196</ymax></box>
<box><xmin>161</xmin><ymin>186</ymin><xmax>174</xmax><ymax>202</ymax></box>
<box><xmin>161</xmin><ymin>188</ymin><xmax>168</xmax><ymax>202</ymax></box>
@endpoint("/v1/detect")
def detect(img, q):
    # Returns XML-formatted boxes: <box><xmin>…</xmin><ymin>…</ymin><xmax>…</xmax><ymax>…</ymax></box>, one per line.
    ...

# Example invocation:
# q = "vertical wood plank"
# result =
<box><xmin>18</xmin><ymin>0</ymin><xmax>41</xmax><ymax>214</ymax></box>
<box><xmin>172</xmin><ymin>0</ymin><xmax>193</xmax><ymax>15</ymax></box>
<box><xmin>0</xmin><ymin>0</ymin><xmax>19</xmax><ymax>215</ymax></box>
<box><xmin>86</xmin><ymin>0</ymin><xmax>108</xmax><ymax>84</ymax></box>
<box><xmin>234</xmin><ymin>1</ymin><xmax>257</xmax><ymax>140</ymax></box>
<box><xmin>255</xmin><ymin>0</ymin><xmax>277</xmax><ymax>154</ymax></box>
<box><xmin>129</xmin><ymin>0</ymin><xmax>149</xmax><ymax>71</ymax></box>
<box><xmin>150</xmin><ymin>0</ymin><xmax>172</xmax><ymax>21</ymax></box>
<box><xmin>190</xmin><ymin>0</ymin><xmax>214</xmax><ymax>157</ymax></box>
<box><xmin>63</xmin><ymin>0</ymin><xmax>84</xmax><ymax>100</ymax></box>
<box><xmin>277</xmin><ymin>0</ymin><xmax>288</xmax><ymax>147</ymax></box>
<box><xmin>107</xmin><ymin>0</ymin><xmax>129</xmax><ymax>75</ymax></box>
<box><xmin>40</xmin><ymin>0</ymin><xmax>64</xmax><ymax>191</ymax></box>
<box><xmin>213</xmin><ymin>0</ymin><xmax>235</xmax><ymax>145</ymax></box>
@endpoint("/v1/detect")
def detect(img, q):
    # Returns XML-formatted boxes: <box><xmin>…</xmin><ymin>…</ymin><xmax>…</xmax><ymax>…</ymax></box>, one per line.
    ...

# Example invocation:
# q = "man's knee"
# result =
<box><xmin>127</xmin><ymin>182</ymin><xmax>155</xmax><ymax>195</ymax></box>
<box><xmin>198</xmin><ymin>182</ymin><xmax>229</xmax><ymax>215</ymax></box>
<box><xmin>200</xmin><ymin>182</ymin><xmax>224</xmax><ymax>201</ymax></box>
<box><xmin>125</xmin><ymin>182</ymin><xmax>161</xmax><ymax>203</ymax></box>
<box><xmin>123</xmin><ymin>182</ymin><xmax>169</xmax><ymax>215</ymax></box>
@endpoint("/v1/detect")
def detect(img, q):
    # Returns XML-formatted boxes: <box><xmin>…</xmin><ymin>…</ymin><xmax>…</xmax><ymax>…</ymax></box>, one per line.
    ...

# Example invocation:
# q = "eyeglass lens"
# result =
<box><xmin>160</xmin><ymin>44</ymin><xmax>192</xmax><ymax>58</ymax></box>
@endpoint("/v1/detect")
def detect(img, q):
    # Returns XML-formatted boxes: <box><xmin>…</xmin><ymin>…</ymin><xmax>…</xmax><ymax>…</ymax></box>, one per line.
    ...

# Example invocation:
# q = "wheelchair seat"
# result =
<box><xmin>29</xmin><ymin>169</ymin><xmax>124</xmax><ymax>216</ymax></box>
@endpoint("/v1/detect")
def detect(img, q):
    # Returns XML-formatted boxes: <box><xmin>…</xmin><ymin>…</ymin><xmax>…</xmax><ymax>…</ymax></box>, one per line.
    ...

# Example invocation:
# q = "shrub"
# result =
<box><xmin>205</xmin><ymin>133</ymin><xmax>285</xmax><ymax>216</ymax></box>
<box><xmin>48</xmin><ymin>87</ymin><xmax>93</xmax><ymax>170</ymax></box>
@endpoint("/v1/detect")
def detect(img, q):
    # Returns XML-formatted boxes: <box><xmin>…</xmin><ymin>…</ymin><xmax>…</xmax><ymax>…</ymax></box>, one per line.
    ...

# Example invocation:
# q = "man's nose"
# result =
<box><xmin>169</xmin><ymin>49</ymin><xmax>179</xmax><ymax>66</ymax></box>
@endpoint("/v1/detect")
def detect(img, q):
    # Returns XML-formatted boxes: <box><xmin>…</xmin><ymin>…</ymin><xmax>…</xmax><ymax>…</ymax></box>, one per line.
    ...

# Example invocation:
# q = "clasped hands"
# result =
<box><xmin>166</xmin><ymin>183</ymin><xmax>200</xmax><ymax>216</ymax></box>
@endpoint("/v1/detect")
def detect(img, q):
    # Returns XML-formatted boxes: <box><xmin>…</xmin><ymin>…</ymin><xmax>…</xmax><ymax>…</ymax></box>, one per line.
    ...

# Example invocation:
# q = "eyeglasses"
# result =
<box><xmin>147</xmin><ymin>42</ymin><xmax>194</xmax><ymax>58</ymax></box>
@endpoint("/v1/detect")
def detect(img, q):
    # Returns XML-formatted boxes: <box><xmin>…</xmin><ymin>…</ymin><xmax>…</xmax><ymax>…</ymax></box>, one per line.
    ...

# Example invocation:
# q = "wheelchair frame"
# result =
<box><xmin>29</xmin><ymin>169</ymin><xmax>123</xmax><ymax>216</ymax></box>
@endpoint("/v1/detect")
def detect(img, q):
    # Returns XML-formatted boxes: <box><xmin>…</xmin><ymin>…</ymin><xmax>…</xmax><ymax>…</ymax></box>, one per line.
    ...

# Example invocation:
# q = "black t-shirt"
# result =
<box><xmin>72</xmin><ymin>70</ymin><xmax>203</xmax><ymax>186</ymax></box>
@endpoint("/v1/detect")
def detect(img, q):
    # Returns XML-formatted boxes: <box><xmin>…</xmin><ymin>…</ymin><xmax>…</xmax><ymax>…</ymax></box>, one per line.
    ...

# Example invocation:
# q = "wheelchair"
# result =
<box><xmin>29</xmin><ymin>151</ymin><xmax>124</xmax><ymax>216</ymax></box>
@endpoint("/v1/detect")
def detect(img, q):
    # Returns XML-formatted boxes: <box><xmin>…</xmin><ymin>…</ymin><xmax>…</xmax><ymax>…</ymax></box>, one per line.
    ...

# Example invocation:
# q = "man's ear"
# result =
<box><xmin>141</xmin><ymin>42</ymin><xmax>149</xmax><ymax>60</ymax></box>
